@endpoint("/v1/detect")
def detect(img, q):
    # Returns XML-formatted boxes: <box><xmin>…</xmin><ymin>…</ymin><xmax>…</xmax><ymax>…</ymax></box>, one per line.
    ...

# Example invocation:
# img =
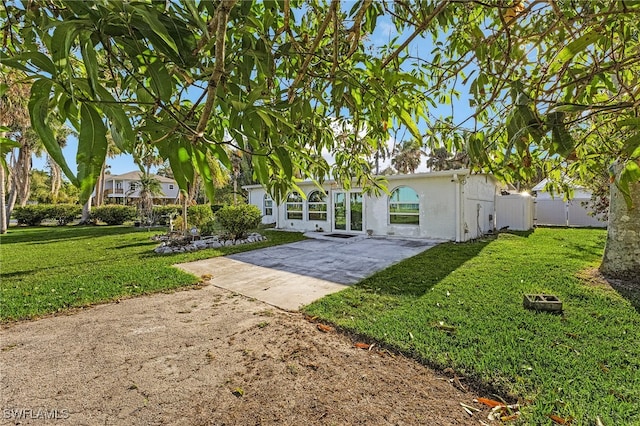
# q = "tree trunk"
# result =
<box><xmin>4</xmin><ymin>144</ymin><xmax>32</xmax><ymax>227</ymax></box>
<box><xmin>600</xmin><ymin>167</ymin><xmax>640</xmax><ymax>284</ymax></box>
<box><xmin>13</xmin><ymin>144</ymin><xmax>31</xmax><ymax>207</ymax></box>
<box><xmin>49</xmin><ymin>154</ymin><xmax>62</xmax><ymax>200</ymax></box>
<box><xmin>80</xmin><ymin>199</ymin><xmax>92</xmax><ymax>224</ymax></box>
<box><xmin>182</xmin><ymin>192</ymin><xmax>188</xmax><ymax>234</ymax></box>
<box><xmin>0</xmin><ymin>131</ymin><xmax>6</xmax><ymax>234</ymax></box>
<box><xmin>95</xmin><ymin>163</ymin><xmax>105</xmax><ymax>206</ymax></box>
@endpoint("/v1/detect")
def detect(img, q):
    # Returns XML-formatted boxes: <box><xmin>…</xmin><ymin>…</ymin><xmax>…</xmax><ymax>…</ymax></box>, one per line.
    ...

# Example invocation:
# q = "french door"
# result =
<box><xmin>333</xmin><ymin>191</ymin><xmax>363</xmax><ymax>232</ymax></box>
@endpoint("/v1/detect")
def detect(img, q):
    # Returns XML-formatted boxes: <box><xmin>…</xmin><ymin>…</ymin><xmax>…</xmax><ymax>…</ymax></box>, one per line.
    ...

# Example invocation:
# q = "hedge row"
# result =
<box><xmin>13</xmin><ymin>204</ymin><xmax>82</xmax><ymax>226</ymax></box>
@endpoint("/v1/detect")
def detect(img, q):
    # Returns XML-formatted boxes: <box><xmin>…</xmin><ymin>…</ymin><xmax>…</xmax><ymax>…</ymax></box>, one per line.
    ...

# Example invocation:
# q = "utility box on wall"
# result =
<box><xmin>496</xmin><ymin>193</ymin><xmax>534</xmax><ymax>231</ymax></box>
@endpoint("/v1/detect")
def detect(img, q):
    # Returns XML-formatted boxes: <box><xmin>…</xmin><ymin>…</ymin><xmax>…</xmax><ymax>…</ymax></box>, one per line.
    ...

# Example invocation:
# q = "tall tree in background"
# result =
<box><xmin>0</xmin><ymin>72</ymin><xmax>36</xmax><ymax>229</ymax></box>
<box><xmin>2</xmin><ymin>1</ymin><xmax>639</xmax><ymax>279</ymax></box>
<box><xmin>391</xmin><ymin>140</ymin><xmax>425</xmax><ymax>174</ymax></box>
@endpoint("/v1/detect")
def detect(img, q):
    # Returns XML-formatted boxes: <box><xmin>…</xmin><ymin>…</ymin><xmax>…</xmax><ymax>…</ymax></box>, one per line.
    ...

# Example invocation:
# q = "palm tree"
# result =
<box><xmin>1</xmin><ymin>72</ymin><xmax>36</xmax><ymax>229</ymax></box>
<box><xmin>391</xmin><ymin>140</ymin><xmax>425</xmax><ymax>174</ymax></box>
<box><xmin>426</xmin><ymin>147</ymin><xmax>452</xmax><ymax>171</ymax></box>
<box><xmin>135</xmin><ymin>173</ymin><xmax>163</xmax><ymax>227</ymax></box>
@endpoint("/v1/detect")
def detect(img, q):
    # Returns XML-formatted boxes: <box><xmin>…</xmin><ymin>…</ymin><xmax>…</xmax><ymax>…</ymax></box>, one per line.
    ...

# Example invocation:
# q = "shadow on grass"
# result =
<box><xmin>500</xmin><ymin>229</ymin><xmax>535</xmax><ymax>237</ymax></box>
<box><xmin>608</xmin><ymin>278</ymin><xmax>640</xmax><ymax>313</ymax></box>
<box><xmin>112</xmin><ymin>241</ymin><xmax>158</xmax><ymax>250</ymax></box>
<box><xmin>0</xmin><ymin>225</ymin><xmax>141</xmax><ymax>245</ymax></box>
<box><xmin>357</xmin><ymin>239</ymin><xmax>492</xmax><ymax>297</ymax></box>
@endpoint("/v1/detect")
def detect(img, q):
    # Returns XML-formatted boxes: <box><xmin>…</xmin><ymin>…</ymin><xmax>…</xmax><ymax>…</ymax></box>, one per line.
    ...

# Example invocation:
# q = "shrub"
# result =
<box><xmin>152</xmin><ymin>205</ymin><xmax>182</xmax><ymax>224</ymax></box>
<box><xmin>215</xmin><ymin>204</ymin><xmax>262</xmax><ymax>240</ymax></box>
<box><xmin>200</xmin><ymin>220</ymin><xmax>220</xmax><ymax>236</ymax></box>
<box><xmin>47</xmin><ymin>204</ymin><xmax>81</xmax><ymax>225</ymax></box>
<box><xmin>13</xmin><ymin>205</ymin><xmax>49</xmax><ymax>226</ymax></box>
<box><xmin>91</xmin><ymin>205</ymin><xmax>137</xmax><ymax>225</ymax></box>
<box><xmin>186</xmin><ymin>204</ymin><xmax>214</xmax><ymax>229</ymax></box>
<box><xmin>172</xmin><ymin>215</ymin><xmax>184</xmax><ymax>232</ymax></box>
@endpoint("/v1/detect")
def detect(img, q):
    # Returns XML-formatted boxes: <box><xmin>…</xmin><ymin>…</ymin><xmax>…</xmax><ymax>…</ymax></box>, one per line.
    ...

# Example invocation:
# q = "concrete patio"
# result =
<box><xmin>176</xmin><ymin>233</ymin><xmax>442</xmax><ymax>311</ymax></box>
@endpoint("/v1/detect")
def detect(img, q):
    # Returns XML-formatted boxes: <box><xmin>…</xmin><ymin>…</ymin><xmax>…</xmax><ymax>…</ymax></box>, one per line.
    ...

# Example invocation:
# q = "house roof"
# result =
<box><xmin>243</xmin><ymin>169</ymin><xmax>497</xmax><ymax>190</ymax></box>
<box><xmin>106</xmin><ymin>171</ymin><xmax>177</xmax><ymax>184</ymax></box>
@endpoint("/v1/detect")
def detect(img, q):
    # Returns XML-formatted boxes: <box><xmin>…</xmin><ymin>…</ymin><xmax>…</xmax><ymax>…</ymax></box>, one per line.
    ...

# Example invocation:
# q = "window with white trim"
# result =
<box><xmin>286</xmin><ymin>192</ymin><xmax>303</xmax><ymax>220</ymax></box>
<box><xmin>264</xmin><ymin>194</ymin><xmax>273</xmax><ymax>216</ymax></box>
<box><xmin>307</xmin><ymin>190</ymin><xmax>327</xmax><ymax>221</ymax></box>
<box><xmin>389</xmin><ymin>186</ymin><xmax>420</xmax><ymax>225</ymax></box>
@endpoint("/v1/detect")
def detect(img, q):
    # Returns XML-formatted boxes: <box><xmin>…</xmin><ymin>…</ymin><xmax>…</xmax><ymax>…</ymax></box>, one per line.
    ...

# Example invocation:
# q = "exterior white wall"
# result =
<box><xmin>462</xmin><ymin>175</ymin><xmax>497</xmax><ymax>239</ymax></box>
<box><xmin>375</xmin><ymin>175</ymin><xmax>457</xmax><ymax>240</ymax></box>
<box><xmin>247</xmin><ymin>186</ymin><xmax>277</xmax><ymax>224</ymax></box>
<box><xmin>496</xmin><ymin>194</ymin><xmax>534</xmax><ymax>231</ymax></box>
<box><xmin>245</xmin><ymin>172</ymin><xmax>499</xmax><ymax>242</ymax></box>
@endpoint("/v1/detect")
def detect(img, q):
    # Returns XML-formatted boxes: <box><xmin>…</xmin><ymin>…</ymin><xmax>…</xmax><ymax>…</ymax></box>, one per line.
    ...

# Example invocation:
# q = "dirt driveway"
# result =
<box><xmin>0</xmin><ymin>283</ymin><xmax>495</xmax><ymax>425</ymax></box>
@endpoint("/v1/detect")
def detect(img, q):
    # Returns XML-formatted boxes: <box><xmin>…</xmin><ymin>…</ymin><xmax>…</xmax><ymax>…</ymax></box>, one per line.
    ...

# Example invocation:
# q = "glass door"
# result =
<box><xmin>333</xmin><ymin>192</ymin><xmax>346</xmax><ymax>231</ymax></box>
<box><xmin>349</xmin><ymin>192</ymin><xmax>363</xmax><ymax>231</ymax></box>
<box><xmin>333</xmin><ymin>191</ymin><xmax>364</xmax><ymax>232</ymax></box>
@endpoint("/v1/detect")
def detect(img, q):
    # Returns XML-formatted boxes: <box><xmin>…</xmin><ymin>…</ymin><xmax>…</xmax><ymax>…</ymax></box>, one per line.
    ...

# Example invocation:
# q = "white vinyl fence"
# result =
<box><xmin>534</xmin><ymin>197</ymin><xmax>607</xmax><ymax>227</ymax></box>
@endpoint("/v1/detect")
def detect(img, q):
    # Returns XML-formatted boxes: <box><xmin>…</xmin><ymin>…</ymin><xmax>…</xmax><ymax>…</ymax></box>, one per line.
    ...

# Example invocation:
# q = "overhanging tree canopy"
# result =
<box><xmin>1</xmin><ymin>0</ymin><xmax>639</xmax><ymax>279</ymax></box>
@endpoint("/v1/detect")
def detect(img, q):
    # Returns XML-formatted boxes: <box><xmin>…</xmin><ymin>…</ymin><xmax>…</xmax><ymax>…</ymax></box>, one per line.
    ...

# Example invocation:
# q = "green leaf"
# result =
<box><xmin>399</xmin><ymin>109</ymin><xmax>421</xmax><ymax>140</ymax></box>
<box><xmin>51</xmin><ymin>21</ymin><xmax>83</xmax><ymax>66</ymax></box>
<box><xmin>192</xmin><ymin>149</ymin><xmax>216</xmax><ymax>202</ymax></box>
<box><xmin>548</xmin><ymin>112</ymin><xmax>575</xmax><ymax>157</ymax></box>
<box><xmin>618</xmin><ymin>161</ymin><xmax>640</xmax><ymax>209</ymax></box>
<box><xmin>28</xmin><ymin>79</ymin><xmax>77</xmax><ymax>186</ymax></box>
<box><xmin>147</xmin><ymin>60</ymin><xmax>172</xmax><ymax>102</ymax></box>
<box><xmin>1</xmin><ymin>52</ymin><xmax>56</xmax><ymax>76</ymax></box>
<box><xmin>275</xmin><ymin>147</ymin><xmax>293</xmax><ymax>179</ymax></box>
<box><xmin>0</xmin><ymin>135</ymin><xmax>20</xmax><ymax>172</ymax></box>
<box><xmin>77</xmin><ymin>103</ymin><xmax>108</xmax><ymax>204</ymax></box>
<box><xmin>549</xmin><ymin>31</ymin><xmax>600</xmax><ymax>75</ymax></box>
<box><xmin>160</xmin><ymin>139</ymin><xmax>194</xmax><ymax>192</ymax></box>
<box><xmin>94</xmin><ymin>86</ymin><xmax>136</xmax><ymax>152</ymax></box>
<box><xmin>621</xmin><ymin>132</ymin><xmax>640</xmax><ymax>159</ymax></box>
<box><xmin>615</xmin><ymin>118</ymin><xmax>640</xmax><ymax>128</ymax></box>
<box><xmin>79</xmin><ymin>32</ymin><xmax>99</xmax><ymax>95</ymax></box>
<box><xmin>133</xmin><ymin>6</ymin><xmax>179</xmax><ymax>56</ymax></box>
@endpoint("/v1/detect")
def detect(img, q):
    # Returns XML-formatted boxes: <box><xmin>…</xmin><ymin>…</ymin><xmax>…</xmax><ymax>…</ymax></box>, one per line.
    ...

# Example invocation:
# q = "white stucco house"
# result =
<box><xmin>245</xmin><ymin>170</ymin><xmax>499</xmax><ymax>242</ymax></box>
<box><xmin>103</xmin><ymin>171</ymin><xmax>180</xmax><ymax>205</ymax></box>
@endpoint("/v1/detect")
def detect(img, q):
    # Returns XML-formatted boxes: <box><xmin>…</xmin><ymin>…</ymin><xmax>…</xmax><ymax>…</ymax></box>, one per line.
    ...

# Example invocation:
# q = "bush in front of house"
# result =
<box><xmin>150</xmin><ymin>204</ymin><xmax>182</xmax><ymax>225</ymax></box>
<box><xmin>47</xmin><ymin>204</ymin><xmax>82</xmax><ymax>225</ymax></box>
<box><xmin>91</xmin><ymin>205</ymin><xmax>137</xmax><ymax>225</ymax></box>
<box><xmin>200</xmin><ymin>219</ymin><xmax>220</xmax><ymax>236</ymax></box>
<box><xmin>187</xmin><ymin>204</ymin><xmax>214</xmax><ymax>229</ymax></box>
<box><xmin>13</xmin><ymin>205</ymin><xmax>49</xmax><ymax>226</ymax></box>
<box><xmin>215</xmin><ymin>204</ymin><xmax>262</xmax><ymax>240</ymax></box>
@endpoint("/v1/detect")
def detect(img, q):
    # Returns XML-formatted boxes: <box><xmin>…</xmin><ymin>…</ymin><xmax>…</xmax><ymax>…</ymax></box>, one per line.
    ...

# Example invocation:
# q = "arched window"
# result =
<box><xmin>389</xmin><ymin>186</ymin><xmax>420</xmax><ymax>225</ymax></box>
<box><xmin>263</xmin><ymin>194</ymin><xmax>273</xmax><ymax>216</ymax></box>
<box><xmin>286</xmin><ymin>192</ymin><xmax>303</xmax><ymax>220</ymax></box>
<box><xmin>307</xmin><ymin>190</ymin><xmax>327</xmax><ymax>221</ymax></box>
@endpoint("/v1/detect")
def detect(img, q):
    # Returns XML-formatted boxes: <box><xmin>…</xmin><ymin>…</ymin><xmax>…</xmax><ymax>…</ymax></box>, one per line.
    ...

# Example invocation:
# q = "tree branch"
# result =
<box><xmin>194</xmin><ymin>0</ymin><xmax>238</xmax><ymax>138</ymax></box>
<box><xmin>381</xmin><ymin>0</ymin><xmax>450</xmax><ymax>69</ymax></box>
<box><xmin>287</xmin><ymin>0</ymin><xmax>338</xmax><ymax>103</ymax></box>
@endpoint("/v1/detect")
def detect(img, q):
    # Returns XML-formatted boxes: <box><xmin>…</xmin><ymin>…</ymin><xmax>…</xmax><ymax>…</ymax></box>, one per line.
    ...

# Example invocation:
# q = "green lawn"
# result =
<box><xmin>0</xmin><ymin>226</ymin><xmax>305</xmax><ymax>321</ymax></box>
<box><xmin>305</xmin><ymin>228</ymin><xmax>640</xmax><ymax>425</ymax></box>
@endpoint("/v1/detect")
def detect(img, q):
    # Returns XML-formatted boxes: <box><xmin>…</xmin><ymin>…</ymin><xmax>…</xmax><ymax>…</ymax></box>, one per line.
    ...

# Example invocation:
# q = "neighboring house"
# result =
<box><xmin>532</xmin><ymin>179</ymin><xmax>607</xmax><ymax>228</ymax></box>
<box><xmin>103</xmin><ymin>171</ymin><xmax>180</xmax><ymax>205</ymax></box>
<box><xmin>245</xmin><ymin>170</ymin><xmax>499</xmax><ymax>242</ymax></box>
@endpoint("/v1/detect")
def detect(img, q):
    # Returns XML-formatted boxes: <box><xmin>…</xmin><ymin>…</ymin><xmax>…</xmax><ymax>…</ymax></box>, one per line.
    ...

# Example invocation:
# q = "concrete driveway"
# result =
<box><xmin>176</xmin><ymin>234</ymin><xmax>441</xmax><ymax>311</ymax></box>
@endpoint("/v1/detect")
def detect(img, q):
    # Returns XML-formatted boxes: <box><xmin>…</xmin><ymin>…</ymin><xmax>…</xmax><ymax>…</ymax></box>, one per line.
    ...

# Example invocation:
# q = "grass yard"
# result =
<box><xmin>305</xmin><ymin>228</ymin><xmax>640</xmax><ymax>425</ymax></box>
<box><xmin>0</xmin><ymin>226</ymin><xmax>305</xmax><ymax>321</ymax></box>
